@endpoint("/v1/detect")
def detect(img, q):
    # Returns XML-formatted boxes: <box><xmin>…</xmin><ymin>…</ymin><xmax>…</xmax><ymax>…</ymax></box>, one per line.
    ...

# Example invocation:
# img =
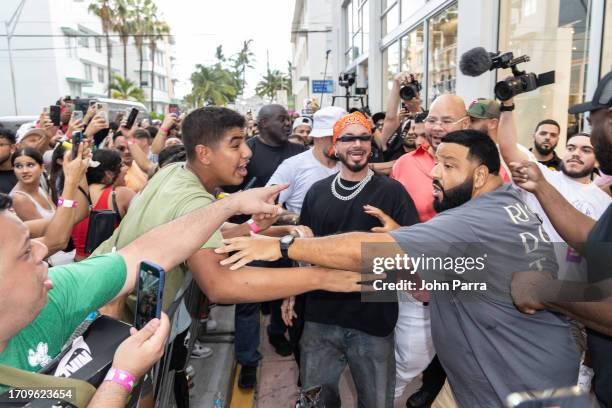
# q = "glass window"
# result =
<box><xmin>499</xmin><ymin>0</ymin><xmax>593</xmax><ymax>146</ymax></box>
<box><xmin>97</xmin><ymin>67</ymin><xmax>104</xmax><ymax>83</ymax></box>
<box><xmin>427</xmin><ymin>3</ymin><xmax>458</xmax><ymax>105</ymax></box>
<box><xmin>602</xmin><ymin>0</ymin><xmax>612</xmax><ymax>77</ymax></box>
<box><xmin>382</xmin><ymin>41</ymin><xmax>401</xmax><ymax>106</ymax></box>
<box><xmin>84</xmin><ymin>63</ymin><xmax>92</xmax><ymax>81</ymax></box>
<box><xmin>401</xmin><ymin>24</ymin><xmax>425</xmax><ymax>74</ymax></box>
<box><xmin>362</xmin><ymin>0</ymin><xmax>369</xmax><ymax>55</ymax></box>
<box><xmin>95</xmin><ymin>37</ymin><xmax>102</xmax><ymax>53</ymax></box>
<box><xmin>383</xmin><ymin>2</ymin><xmax>399</xmax><ymax>36</ymax></box>
<box><xmin>79</xmin><ymin>31</ymin><xmax>89</xmax><ymax>48</ymax></box>
<box><xmin>401</xmin><ymin>0</ymin><xmax>425</xmax><ymax>22</ymax></box>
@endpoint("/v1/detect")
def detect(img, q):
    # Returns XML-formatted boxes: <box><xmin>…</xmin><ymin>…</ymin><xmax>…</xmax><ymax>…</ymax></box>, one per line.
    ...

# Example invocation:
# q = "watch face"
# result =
<box><xmin>280</xmin><ymin>235</ymin><xmax>294</xmax><ymax>245</ymax></box>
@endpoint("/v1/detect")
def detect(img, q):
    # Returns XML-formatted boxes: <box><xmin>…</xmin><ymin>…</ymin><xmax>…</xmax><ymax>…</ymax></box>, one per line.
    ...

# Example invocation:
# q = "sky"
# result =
<box><xmin>155</xmin><ymin>0</ymin><xmax>294</xmax><ymax>99</ymax></box>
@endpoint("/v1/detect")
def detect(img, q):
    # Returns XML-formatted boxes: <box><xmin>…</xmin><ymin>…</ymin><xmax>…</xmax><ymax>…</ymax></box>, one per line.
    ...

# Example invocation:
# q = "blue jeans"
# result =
<box><xmin>300</xmin><ymin>321</ymin><xmax>396</xmax><ymax>408</ymax></box>
<box><xmin>234</xmin><ymin>300</ymin><xmax>286</xmax><ymax>367</ymax></box>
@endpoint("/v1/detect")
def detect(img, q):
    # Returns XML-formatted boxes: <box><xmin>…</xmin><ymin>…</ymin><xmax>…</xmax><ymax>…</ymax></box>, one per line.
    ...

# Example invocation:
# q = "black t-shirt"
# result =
<box><xmin>530</xmin><ymin>148</ymin><xmax>562</xmax><ymax>170</ymax></box>
<box><xmin>0</xmin><ymin>170</ymin><xmax>17</xmax><ymax>195</ymax></box>
<box><xmin>229</xmin><ymin>136</ymin><xmax>308</xmax><ymax>192</ymax></box>
<box><xmin>299</xmin><ymin>172</ymin><xmax>419</xmax><ymax>336</ymax></box>
<box><xmin>585</xmin><ymin>203</ymin><xmax>612</xmax><ymax>406</ymax></box>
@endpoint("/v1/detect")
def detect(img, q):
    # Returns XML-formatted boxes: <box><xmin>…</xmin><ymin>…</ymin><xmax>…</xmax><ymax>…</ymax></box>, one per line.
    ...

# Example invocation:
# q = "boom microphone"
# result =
<box><xmin>459</xmin><ymin>47</ymin><xmax>495</xmax><ymax>77</ymax></box>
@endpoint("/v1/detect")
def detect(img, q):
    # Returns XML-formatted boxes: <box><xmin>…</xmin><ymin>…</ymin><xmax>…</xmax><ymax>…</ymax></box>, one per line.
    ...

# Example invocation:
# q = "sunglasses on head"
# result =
<box><xmin>336</xmin><ymin>134</ymin><xmax>373</xmax><ymax>143</ymax></box>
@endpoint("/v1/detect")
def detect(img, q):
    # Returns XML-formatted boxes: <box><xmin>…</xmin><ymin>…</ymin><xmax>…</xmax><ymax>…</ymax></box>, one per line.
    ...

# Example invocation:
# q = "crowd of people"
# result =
<box><xmin>0</xmin><ymin>68</ymin><xmax>611</xmax><ymax>408</ymax></box>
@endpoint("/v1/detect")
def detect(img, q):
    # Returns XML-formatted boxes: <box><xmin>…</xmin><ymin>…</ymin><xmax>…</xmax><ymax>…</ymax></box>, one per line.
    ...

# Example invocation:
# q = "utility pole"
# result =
<box><xmin>6</xmin><ymin>0</ymin><xmax>27</xmax><ymax>115</ymax></box>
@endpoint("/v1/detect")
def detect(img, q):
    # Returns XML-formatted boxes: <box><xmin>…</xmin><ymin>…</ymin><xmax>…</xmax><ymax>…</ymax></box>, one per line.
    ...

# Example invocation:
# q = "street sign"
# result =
<box><xmin>312</xmin><ymin>80</ymin><xmax>334</xmax><ymax>94</ymax></box>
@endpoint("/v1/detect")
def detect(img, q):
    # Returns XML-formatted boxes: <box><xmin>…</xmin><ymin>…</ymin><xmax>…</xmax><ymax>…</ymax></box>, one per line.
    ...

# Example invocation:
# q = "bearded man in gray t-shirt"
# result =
<box><xmin>218</xmin><ymin>130</ymin><xmax>580</xmax><ymax>408</ymax></box>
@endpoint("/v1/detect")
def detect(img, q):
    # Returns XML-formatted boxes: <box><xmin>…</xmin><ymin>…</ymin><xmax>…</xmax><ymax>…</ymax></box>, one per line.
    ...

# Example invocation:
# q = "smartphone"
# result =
<box><xmin>169</xmin><ymin>104</ymin><xmax>179</xmax><ymax>116</ymax></box>
<box><xmin>71</xmin><ymin>131</ymin><xmax>82</xmax><ymax>159</ymax></box>
<box><xmin>50</xmin><ymin>105</ymin><xmax>61</xmax><ymax>126</ymax></box>
<box><xmin>125</xmin><ymin>108</ymin><xmax>139</xmax><ymax>129</ymax></box>
<box><xmin>134</xmin><ymin>261</ymin><xmax>165</xmax><ymax>330</ymax></box>
<box><xmin>72</xmin><ymin>110</ymin><xmax>84</xmax><ymax>122</ymax></box>
<box><xmin>96</xmin><ymin>102</ymin><xmax>109</xmax><ymax>122</ymax></box>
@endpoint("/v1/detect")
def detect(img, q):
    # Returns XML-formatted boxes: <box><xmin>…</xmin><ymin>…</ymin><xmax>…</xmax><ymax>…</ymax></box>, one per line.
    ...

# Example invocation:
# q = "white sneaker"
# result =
<box><xmin>190</xmin><ymin>341</ymin><xmax>214</xmax><ymax>359</ymax></box>
<box><xmin>577</xmin><ymin>363</ymin><xmax>594</xmax><ymax>393</ymax></box>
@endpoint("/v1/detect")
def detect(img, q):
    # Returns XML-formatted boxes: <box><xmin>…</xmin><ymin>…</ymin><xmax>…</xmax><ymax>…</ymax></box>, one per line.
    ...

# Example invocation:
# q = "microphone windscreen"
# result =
<box><xmin>460</xmin><ymin>47</ymin><xmax>492</xmax><ymax>77</ymax></box>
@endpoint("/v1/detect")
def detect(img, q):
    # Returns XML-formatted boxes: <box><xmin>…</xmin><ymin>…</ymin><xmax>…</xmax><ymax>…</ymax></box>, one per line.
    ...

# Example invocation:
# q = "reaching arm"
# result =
<box><xmin>116</xmin><ymin>185</ymin><xmax>286</xmax><ymax>298</ymax></box>
<box><xmin>187</xmin><ymin>249</ymin><xmax>362</xmax><ymax>303</ymax></box>
<box><xmin>511</xmin><ymin>161</ymin><xmax>595</xmax><ymax>251</ymax></box>
<box><xmin>217</xmin><ymin>231</ymin><xmax>398</xmax><ymax>272</ymax></box>
<box><xmin>151</xmin><ymin>114</ymin><xmax>177</xmax><ymax>155</ymax></box>
<box><xmin>497</xmin><ymin>101</ymin><xmax>529</xmax><ymax>165</ymax></box>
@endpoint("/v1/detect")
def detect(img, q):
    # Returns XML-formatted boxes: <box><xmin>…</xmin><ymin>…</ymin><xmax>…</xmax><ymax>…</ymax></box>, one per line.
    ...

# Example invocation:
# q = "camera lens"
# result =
<box><xmin>494</xmin><ymin>78</ymin><xmax>522</xmax><ymax>101</ymax></box>
<box><xmin>399</xmin><ymin>85</ymin><xmax>417</xmax><ymax>101</ymax></box>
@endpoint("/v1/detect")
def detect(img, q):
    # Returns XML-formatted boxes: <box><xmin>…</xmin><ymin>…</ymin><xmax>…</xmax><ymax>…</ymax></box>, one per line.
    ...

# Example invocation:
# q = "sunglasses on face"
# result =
<box><xmin>336</xmin><ymin>134</ymin><xmax>373</xmax><ymax>143</ymax></box>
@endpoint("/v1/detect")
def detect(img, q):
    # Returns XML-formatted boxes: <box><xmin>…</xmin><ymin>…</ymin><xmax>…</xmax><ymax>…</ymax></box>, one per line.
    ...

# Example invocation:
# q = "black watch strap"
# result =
<box><xmin>500</xmin><ymin>103</ymin><xmax>515</xmax><ymax>111</ymax></box>
<box><xmin>280</xmin><ymin>235</ymin><xmax>295</xmax><ymax>259</ymax></box>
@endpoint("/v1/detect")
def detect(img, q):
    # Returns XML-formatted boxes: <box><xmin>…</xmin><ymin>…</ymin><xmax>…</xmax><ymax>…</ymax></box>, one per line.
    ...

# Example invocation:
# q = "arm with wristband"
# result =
<box><xmin>151</xmin><ymin>114</ymin><xmax>177</xmax><ymax>155</ymax></box>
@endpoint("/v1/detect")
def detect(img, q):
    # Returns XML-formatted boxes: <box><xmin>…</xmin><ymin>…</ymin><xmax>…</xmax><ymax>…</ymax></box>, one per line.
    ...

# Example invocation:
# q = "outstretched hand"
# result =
<box><xmin>228</xmin><ymin>184</ymin><xmax>288</xmax><ymax>218</ymax></box>
<box><xmin>509</xmin><ymin>160</ymin><xmax>546</xmax><ymax>193</ymax></box>
<box><xmin>364</xmin><ymin>205</ymin><xmax>401</xmax><ymax>232</ymax></box>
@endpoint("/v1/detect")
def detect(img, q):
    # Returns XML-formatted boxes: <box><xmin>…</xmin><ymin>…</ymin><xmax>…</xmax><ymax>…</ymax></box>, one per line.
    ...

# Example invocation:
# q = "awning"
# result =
<box><xmin>66</xmin><ymin>77</ymin><xmax>94</xmax><ymax>87</ymax></box>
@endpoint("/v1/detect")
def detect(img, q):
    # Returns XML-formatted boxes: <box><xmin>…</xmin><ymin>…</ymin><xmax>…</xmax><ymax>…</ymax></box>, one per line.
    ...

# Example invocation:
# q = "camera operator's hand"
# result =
<box><xmin>84</xmin><ymin>104</ymin><xmax>97</xmax><ymax>124</ymax></box>
<box><xmin>62</xmin><ymin>142</ymin><xmax>91</xmax><ymax>186</ymax></box>
<box><xmin>393</xmin><ymin>71</ymin><xmax>417</xmax><ymax>89</ymax></box>
<box><xmin>111</xmin><ymin>313</ymin><xmax>170</xmax><ymax>379</ymax></box>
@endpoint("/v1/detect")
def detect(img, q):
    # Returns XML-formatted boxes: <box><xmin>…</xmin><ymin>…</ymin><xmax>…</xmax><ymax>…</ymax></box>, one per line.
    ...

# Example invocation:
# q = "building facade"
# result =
<box><xmin>291</xmin><ymin>0</ymin><xmax>335</xmax><ymax>111</ymax></box>
<box><xmin>331</xmin><ymin>0</ymin><xmax>612</xmax><ymax>146</ymax></box>
<box><xmin>0</xmin><ymin>0</ymin><xmax>177</xmax><ymax>116</ymax></box>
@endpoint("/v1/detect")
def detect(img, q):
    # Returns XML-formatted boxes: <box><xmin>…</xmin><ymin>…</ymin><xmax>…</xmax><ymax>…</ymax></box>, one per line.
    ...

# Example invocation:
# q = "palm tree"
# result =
<box><xmin>109</xmin><ymin>73</ymin><xmax>145</xmax><ymax>102</ymax></box>
<box><xmin>132</xmin><ymin>0</ymin><xmax>155</xmax><ymax>88</ymax></box>
<box><xmin>255</xmin><ymin>69</ymin><xmax>291</xmax><ymax>102</ymax></box>
<box><xmin>111</xmin><ymin>0</ymin><xmax>133</xmax><ymax>78</ymax></box>
<box><xmin>88</xmin><ymin>0</ymin><xmax>113</xmax><ymax>97</ymax></box>
<box><xmin>187</xmin><ymin>64</ymin><xmax>238</xmax><ymax>107</ymax></box>
<box><xmin>231</xmin><ymin>39</ymin><xmax>255</xmax><ymax>96</ymax></box>
<box><xmin>147</xmin><ymin>17</ymin><xmax>170</xmax><ymax>112</ymax></box>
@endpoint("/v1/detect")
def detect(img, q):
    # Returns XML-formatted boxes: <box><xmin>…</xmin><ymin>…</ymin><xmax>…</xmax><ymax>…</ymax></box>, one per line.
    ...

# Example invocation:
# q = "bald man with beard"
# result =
<box><xmin>388</xmin><ymin>94</ymin><xmax>470</xmax><ymax>407</ymax></box>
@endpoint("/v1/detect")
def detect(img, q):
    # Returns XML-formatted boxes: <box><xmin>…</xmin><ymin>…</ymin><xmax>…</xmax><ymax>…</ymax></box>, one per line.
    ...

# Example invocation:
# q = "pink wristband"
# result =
<box><xmin>247</xmin><ymin>219</ymin><xmax>262</xmax><ymax>234</ymax></box>
<box><xmin>160</xmin><ymin>126</ymin><xmax>169</xmax><ymax>133</ymax></box>
<box><xmin>57</xmin><ymin>198</ymin><xmax>77</xmax><ymax>208</ymax></box>
<box><xmin>104</xmin><ymin>367</ymin><xmax>136</xmax><ymax>392</ymax></box>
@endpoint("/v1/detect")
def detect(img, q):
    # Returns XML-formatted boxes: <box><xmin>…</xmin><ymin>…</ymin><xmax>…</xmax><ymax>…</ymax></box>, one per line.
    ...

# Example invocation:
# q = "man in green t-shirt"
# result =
<box><xmin>1</xmin><ymin>181</ymin><xmax>359</xmax><ymax>393</ymax></box>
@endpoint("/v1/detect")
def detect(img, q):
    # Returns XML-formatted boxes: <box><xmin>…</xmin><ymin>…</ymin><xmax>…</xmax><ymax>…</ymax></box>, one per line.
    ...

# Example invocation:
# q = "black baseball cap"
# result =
<box><xmin>568</xmin><ymin>71</ymin><xmax>612</xmax><ymax>114</ymax></box>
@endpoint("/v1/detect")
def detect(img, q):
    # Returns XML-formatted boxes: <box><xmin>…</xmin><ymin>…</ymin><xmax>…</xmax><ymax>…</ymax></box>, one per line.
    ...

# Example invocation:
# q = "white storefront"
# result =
<box><xmin>331</xmin><ymin>0</ymin><xmax>611</xmax><ymax>146</ymax></box>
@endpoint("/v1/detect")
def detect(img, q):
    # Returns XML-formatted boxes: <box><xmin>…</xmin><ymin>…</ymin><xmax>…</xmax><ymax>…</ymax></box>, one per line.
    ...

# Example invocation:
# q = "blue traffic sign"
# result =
<box><xmin>312</xmin><ymin>80</ymin><xmax>334</xmax><ymax>94</ymax></box>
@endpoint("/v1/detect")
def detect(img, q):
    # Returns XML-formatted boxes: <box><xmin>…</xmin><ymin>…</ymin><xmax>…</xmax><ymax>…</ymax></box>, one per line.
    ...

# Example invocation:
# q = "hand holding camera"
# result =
<box><xmin>394</xmin><ymin>72</ymin><xmax>422</xmax><ymax>113</ymax></box>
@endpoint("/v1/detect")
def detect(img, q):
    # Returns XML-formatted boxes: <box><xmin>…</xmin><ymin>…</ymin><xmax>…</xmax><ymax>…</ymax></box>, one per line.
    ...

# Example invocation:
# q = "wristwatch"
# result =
<box><xmin>279</xmin><ymin>234</ymin><xmax>295</xmax><ymax>259</ymax></box>
<box><xmin>499</xmin><ymin>103</ymin><xmax>515</xmax><ymax>112</ymax></box>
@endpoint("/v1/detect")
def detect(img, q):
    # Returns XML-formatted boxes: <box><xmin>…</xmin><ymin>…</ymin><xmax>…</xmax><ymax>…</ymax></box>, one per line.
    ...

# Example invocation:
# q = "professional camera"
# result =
<box><xmin>399</xmin><ymin>77</ymin><xmax>422</xmax><ymax>101</ymax></box>
<box><xmin>338</xmin><ymin>72</ymin><xmax>356</xmax><ymax>89</ymax></box>
<box><xmin>459</xmin><ymin>47</ymin><xmax>555</xmax><ymax>101</ymax></box>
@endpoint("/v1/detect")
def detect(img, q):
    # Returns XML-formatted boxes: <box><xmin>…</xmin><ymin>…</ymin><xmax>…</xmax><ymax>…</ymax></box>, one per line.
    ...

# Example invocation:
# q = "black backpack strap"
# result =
<box><xmin>78</xmin><ymin>185</ymin><xmax>92</xmax><ymax>206</ymax></box>
<box><xmin>111</xmin><ymin>187</ymin><xmax>121</xmax><ymax>219</ymax></box>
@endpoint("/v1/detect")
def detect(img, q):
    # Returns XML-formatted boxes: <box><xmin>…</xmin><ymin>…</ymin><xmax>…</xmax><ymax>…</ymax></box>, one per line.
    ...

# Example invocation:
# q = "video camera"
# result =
<box><xmin>338</xmin><ymin>72</ymin><xmax>356</xmax><ymax>89</ymax></box>
<box><xmin>459</xmin><ymin>47</ymin><xmax>555</xmax><ymax>101</ymax></box>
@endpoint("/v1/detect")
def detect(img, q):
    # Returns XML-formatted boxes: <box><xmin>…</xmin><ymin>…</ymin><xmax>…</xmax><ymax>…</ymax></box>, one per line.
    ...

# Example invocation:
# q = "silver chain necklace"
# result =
<box><xmin>331</xmin><ymin>169</ymin><xmax>374</xmax><ymax>201</ymax></box>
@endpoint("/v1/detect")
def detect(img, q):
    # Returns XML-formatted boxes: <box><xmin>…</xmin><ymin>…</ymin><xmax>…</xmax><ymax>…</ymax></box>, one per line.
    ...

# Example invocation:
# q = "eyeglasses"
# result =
<box><xmin>336</xmin><ymin>134</ymin><xmax>373</xmax><ymax>143</ymax></box>
<box><xmin>0</xmin><ymin>143</ymin><xmax>13</xmax><ymax>148</ymax></box>
<box><xmin>424</xmin><ymin>116</ymin><xmax>468</xmax><ymax>128</ymax></box>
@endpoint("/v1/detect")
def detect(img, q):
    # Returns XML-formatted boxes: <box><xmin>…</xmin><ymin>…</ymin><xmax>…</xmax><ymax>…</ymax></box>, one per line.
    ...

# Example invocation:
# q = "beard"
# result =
<box><xmin>433</xmin><ymin>178</ymin><xmax>474</xmax><ymax>213</ymax></box>
<box><xmin>560</xmin><ymin>161</ymin><xmax>593</xmax><ymax>179</ymax></box>
<box><xmin>592</xmin><ymin>126</ymin><xmax>612</xmax><ymax>174</ymax></box>
<box><xmin>534</xmin><ymin>141</ymin><xmax>556</xmax><ymax>156</ymax></box>
<box><xmin>338</xmin><ymin>150</ymin><xmax>368</xmax><ymax>172</ymax></box>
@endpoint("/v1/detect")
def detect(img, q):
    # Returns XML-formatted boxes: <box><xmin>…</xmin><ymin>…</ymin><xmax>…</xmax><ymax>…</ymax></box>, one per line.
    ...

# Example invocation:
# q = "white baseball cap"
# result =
<box><xmin>309</xmin><ymin>106</ymin><xmax>347</xmax><ymax>138</ymax></box>
<box><xmin>292</xmin><ymin>116</ymin><xmax>313</xmax><ymax>130</ymax></box>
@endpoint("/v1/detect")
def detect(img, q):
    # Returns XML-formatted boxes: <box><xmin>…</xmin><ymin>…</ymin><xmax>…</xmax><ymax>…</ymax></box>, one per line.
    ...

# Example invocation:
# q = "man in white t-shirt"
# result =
<box><xmin>498</xmin><ymin>103</ymin><xmax>611</xmax><ymax>281</ymax></box>
<box><xmin>267</xmin><ymin>106</ymin><xmax>346</xmax><ymax>214</ymax></box>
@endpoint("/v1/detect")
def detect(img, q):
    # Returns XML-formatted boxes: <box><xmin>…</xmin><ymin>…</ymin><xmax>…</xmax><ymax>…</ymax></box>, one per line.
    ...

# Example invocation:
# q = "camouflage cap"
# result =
<box><xmin>467</xmin><ymin>98</ymin><xmax>501</xmax><ymax>119</ymax></box>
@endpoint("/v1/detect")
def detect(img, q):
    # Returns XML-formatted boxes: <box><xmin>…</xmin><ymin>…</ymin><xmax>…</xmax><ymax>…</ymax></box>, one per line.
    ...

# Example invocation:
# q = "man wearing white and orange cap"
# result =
<box><xmin>267</xmin><ymin>106</ymin><xmax>345</xmax><ymax>214</ymax></box>
<box><xmin>282</xmin><ymin>111</ymin><xmax>418</xmax><ymax>407</ymax></box>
